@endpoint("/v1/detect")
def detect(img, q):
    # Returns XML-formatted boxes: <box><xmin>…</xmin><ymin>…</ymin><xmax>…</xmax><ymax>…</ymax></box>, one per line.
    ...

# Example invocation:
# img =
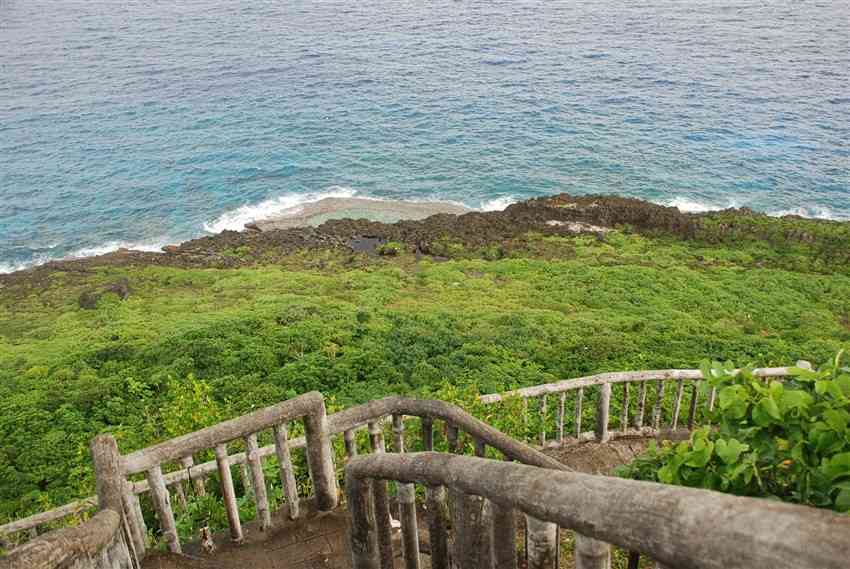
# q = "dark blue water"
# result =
<box><xmin>1</xmin><ymin>0</ymin><xmax>848</xmax><ymax>272</ymax></box>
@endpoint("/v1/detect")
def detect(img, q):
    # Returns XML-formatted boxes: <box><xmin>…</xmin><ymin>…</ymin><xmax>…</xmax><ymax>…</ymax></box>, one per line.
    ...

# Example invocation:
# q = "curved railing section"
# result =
<box><xmin>1</xmin><ymin>392</ymin><xmax>563</xmax><ymax>559</ymax></box>
<box><xmin>480</xmin><ymin>363</ymin><xmax>809</xmax><ymax>447</ymax></box>
<box><xmin>345</xmin><ymin>452</ymin><xmax>850</xmax><ymax>569</ymax></box>
<box><xmin>0</xmin><ymin>510</ymin><xmax>130</xmax><ymax>569</ymax></box>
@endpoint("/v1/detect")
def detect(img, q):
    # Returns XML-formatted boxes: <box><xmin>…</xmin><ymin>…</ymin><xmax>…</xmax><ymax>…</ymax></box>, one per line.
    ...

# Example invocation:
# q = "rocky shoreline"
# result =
<box><xmin>1</xmin><ymin>193</ymin><xmax>848</xmax><ymax>291</ymax></box>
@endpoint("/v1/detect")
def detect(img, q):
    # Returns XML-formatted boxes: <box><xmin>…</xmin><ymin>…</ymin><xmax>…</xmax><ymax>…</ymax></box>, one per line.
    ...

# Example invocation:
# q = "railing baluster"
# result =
<box><xmin>652</xmin><ymin>380</ymin><xmax>665</xmax><ymax>430</ymax></box>
<box><xmin>575</xmin><ymin>533</ymin><xmax>611</xmax><ymax>569</ymax></box>
<box><xmin>708</xmin><ymin>386</ymin><xmax>717</xmax><ymax>413</ymax></box>
<box><xmin>146</xmin><ymin>465</ymin><xmax>180</xmax><ymax>553</ymax></box>
<box><xmin>558</xmin><ymin>393</ymin><xmax>566</xmax><ymax>444</ymax></box>
<box><xmin>621</xmin><ymin>382</ymin><xmax>630</xmax><ymax>432</ymax></box>
<box><xmin>636</xmin><ymin>381</ymin><xmax>648</xmax><ymax>430</ymax></box>
<box><xmin>347</xmin><ymin>475</ymin><xmax>379</xmax><ymax>569</ymax></box>
<box><xmin>180</xmin><ymin>455</ymin><xmax>205</xmax><ymax>497</ymax></box>
<box><xmin>393</xmin><ymin>415</ymin><xmax>421</xmax><ymax>569</ymax></box>
<box><xmin>687</xmin><ymin>382</ymin><xmax>699</xmax><ymax>431</ymax></box>
<box><xmin>273</xmin><ymin>423</ymin><xmax>300</xmax><ymax>520</ymax></box>
<box><xmin>596</xmin><ymin>383</ymin><xmax>612</xmax><ymax>443</ymax></box>
<box><xmin>368</xmin><ymin>422</ymin><xmax>393</xmax><ymax>569</ymax></box>
<box><xmin>539</xmin><ymin>395</ymin><xmax>547</xmax><ymax>447</ymax></box>
<box><xmin>627</xmin><ymin>551</ymin><xmax>641</xmax><ymax>569</ymax></box>
<box><xmin>526</xmin><ymin>516</ymin><xmax>557</xmax><ymax>569</ymax></box>
<box><xmin>574</xmin><ymin>387</ymin><xmax>584</xmax><ymax>438</ymax></box>
<box><xmin>240</xmin><ymin>462</ymin><xmax>253</xmax><ymax>498</ymax></box>
<box><xmin>474</xmin><ymin>437</ymin><xmax>486</xmax><ymax>458</ymax></box>
<box><xmin>421</xmin><ymin>416</ymin><xmax>449</xmax><ymax>569</ymax></box>
<box><xmin>303</xmin><ymin>399</ymin><xmax>339</xmax><ymax>511</ymax></box>
<box><xmin>172</xmin><ymin>479</ymin><xmax>187</xmax><ymax>510</ymax></box>
<box><xmin>344</xmin><ymin>428</ymin><xmax>358</xmax><ymax>460</ymax></box>
<box><xmin>123</xmin><ymin>485</ymin><xmax>147</xmax><ymax>555</ymax></box>
<box><xmin>214</xmin><ymin>443</ymin><xmax>244</xmax><ymax>543</ymax></box>
<box><xmin>491</xmin><ymin>495</ymin><xmax>517</xmax><ymax>569</ymax></box>
<box><xmin>245</xmin><ymin>433</ymin><xmax>271</xmax><ymax>531</ymax></box>
<box><xmin>671</xmin><ymin>379</ymin><xmax>685</xmax><ymax>430</ymax></box>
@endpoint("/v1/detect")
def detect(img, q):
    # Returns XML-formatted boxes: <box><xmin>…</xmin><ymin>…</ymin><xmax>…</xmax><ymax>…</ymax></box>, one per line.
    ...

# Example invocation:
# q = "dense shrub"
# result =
<box><xmin>618</xmin><ymin>353</ymin><xmax>850</xmax><ymax>512</ymax></box>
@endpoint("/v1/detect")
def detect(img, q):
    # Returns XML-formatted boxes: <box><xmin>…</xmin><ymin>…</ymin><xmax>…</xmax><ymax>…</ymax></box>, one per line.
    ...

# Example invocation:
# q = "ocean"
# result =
<box><xmin>1</xmin><ymin>0</ymin><xmax>848</xmax><ymax>273</ymax></box>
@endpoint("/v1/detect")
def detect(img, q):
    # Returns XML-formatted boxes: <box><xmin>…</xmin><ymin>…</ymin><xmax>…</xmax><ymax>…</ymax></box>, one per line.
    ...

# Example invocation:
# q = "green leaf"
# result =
<box><xmin>716</xmin><ymin>438</ymin><xmax>749</xmax><ymax>464</ymax></box>
<box><xmin>780</xmin><ymin>390</ymin><xmax>813</xmax><ymax>415</ymax></box>
<box><xmin>836</xmin><ymin>489</ymin><xmax>850</xmax><ymax>512</ymax></box>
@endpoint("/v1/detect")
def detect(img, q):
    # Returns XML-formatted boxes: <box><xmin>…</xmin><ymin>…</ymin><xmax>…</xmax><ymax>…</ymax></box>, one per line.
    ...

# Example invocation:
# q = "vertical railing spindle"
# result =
<box><xmin>393</xmin><ymin>415</ymin><xmax>420</xmax><ymax>569</ymax></box>
<box><xmin>245</xmin><ymin>433</ymin><xmax>271</xmax><ymax>530</ymax></box>
<box><xmin>421</xmin><ymin>417</ymin><xmax>449</xmax><ymax>569</ymax></box>
<box><xmin>636</xmin><ymin>381</ymin><xmax>648</xmax><ymax>430</ymax></box>
<box><xmin>574</xmin><ymin>387</ymin><xmax>584</xmax><ymax>438</ymax></box>
<box><xmin>146</xmin><ymin>465</ymin><xmax>180</xmax><ymax>553</ymax></box>
<box><xmin>672</xmin><ymin>379</ymin><xmax>685</xmax><ymax>431</ymax></box>
<box><xmin>273</xmin><ymin>423</ymin><xmax>300</xmax><ymax>520</ymax></box>
<box><xmin>558</xmin><ymin>393</ymin><xmax>566</xmax><ymax>444</ymax></box>
<box><xmin>596</xmin><ymin>383</ymin><xmax>612</xmax><ymax>443</ymax></box>
<box><xmin>652</xmin><ymin>380</ymin><xmax>665</xmax><ymax>430</ymax></box>
<box><xmin>621</xmin><ymin>382</ymin><xmax>630</xmax><ymax>432</ymax></box>
<box><xmin>368</xmin><ymin>422</ymin><xmax>393</xmax><ymax>569</ymax></box>
<box><xmin>214</xmin><ymin>444</ymin><xmax>243</xmax><ymax>543</ymax></box>
<box><xmin>539</xmin><ymin>395</ymin><xmax>548</xmax><ymax>447</ymax></box>
<box><xmin>687</xmin><ymin>383</ymin><xmax>699</xmax><ymax>431</ymax></box>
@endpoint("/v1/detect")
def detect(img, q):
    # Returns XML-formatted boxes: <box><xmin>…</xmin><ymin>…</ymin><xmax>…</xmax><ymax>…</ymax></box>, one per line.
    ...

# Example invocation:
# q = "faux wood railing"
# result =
<box><xmin>0</xmin><ymin>437</ymin><xmax>134</xmax><ymax>569</ymax></box>
<box><xmin>0</xmin><ymin>362</ymin><xmax>812</xmax><ymax>563</ymax></box>
<box><xmin>346</xmin><ymin>452</ymin><xmax>850</xmax><ymax>569</ymax></box>
<box><xmin>480</xmin><ymin>363</ymin><xmax>808</xmax><ymax>447</ymax></box>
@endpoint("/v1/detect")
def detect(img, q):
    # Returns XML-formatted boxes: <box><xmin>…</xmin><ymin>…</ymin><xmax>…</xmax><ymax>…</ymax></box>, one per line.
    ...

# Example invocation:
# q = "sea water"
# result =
<box><xmin>1</xmin><ymin>0</ymin><xmax>848</xmax><ymax>272</ymax></box>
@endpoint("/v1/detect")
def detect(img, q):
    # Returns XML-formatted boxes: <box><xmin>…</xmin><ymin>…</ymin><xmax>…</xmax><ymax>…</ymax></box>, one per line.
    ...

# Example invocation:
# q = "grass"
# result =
<box><xmin>0</xmin><ymin>230</ymin><xmax>848</xmax><ymax>524</ymax></box>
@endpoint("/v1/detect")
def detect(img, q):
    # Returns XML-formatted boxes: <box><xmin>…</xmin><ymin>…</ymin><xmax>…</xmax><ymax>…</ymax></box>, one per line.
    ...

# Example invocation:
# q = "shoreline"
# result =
<box><xmin>1</xmin><ymin>193</ymin><xmax>849</xmax><ymax>281</ymax></box>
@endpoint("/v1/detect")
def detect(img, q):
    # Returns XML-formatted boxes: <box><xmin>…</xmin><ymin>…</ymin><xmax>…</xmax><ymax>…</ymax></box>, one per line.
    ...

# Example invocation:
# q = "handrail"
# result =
<box><xmin>345</xmin><ymin>452</ymin><xmax>850</xmax><ymax>569</ymax></box>
<box><xmin>122</xmin><ymin>391</ymin><xmax>328</xmax><ymax>474</ymax></box>
<box><xmin>327</xmin><ymin>396</ymin><xmax>567</xmax><ymax>470</ymax></box>
<box><xmin>0</xmin><ymin>510</ymin><xmax>126</xmax><ymax>569</ymax></box>
<box><xmin>479</xmin><ymin>365</ymin><xmax>803</xmax><ymax>403</ymax></box>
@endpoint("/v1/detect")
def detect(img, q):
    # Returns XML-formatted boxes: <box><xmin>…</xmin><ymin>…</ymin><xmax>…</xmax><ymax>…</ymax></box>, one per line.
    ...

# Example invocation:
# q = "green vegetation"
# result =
<box><xmin>1</xmin><ymin>228</ymin><xmax>849</xmax><ymax>526</ymax></box>
<box><xmin>618</xmin><ymin>353</ymin><xmax>850</xmax><ymax>513</ymax></box>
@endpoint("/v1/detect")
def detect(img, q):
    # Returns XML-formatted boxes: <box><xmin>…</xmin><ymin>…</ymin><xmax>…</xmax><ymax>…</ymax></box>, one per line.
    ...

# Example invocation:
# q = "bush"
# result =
<box><xmin>617</xmin><ymin>352</ymin><xmax>850</xmax><ymax>512</ymax></box>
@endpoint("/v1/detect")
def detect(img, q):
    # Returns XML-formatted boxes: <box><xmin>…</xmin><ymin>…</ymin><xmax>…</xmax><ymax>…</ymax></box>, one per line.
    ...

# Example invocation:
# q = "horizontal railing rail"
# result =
<box><xmin>0</xmin><ymin>363</ymin><xmax>810</xmax><ymax>554</ymax></box>
<box><xmin>345</xmin><ymin>452</ymin><xmax>850</xmax><ymax>569</ymax></box>
<box><xmin>0</xmin><ymin>510</ymin><xmax>129</xmax><ymax>569</ymax></box>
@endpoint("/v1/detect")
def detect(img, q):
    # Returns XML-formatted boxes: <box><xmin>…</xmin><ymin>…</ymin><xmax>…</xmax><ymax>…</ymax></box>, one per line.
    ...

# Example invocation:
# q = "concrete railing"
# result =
<box><xmin>345</xmin><ymin>452</ymin><xmax>850</xmax><ymax>569</ymax></box>
<box><xmin>480</xmin><ymin>363</ymin><xmax>809</xmax><ymax>447</ymax></box>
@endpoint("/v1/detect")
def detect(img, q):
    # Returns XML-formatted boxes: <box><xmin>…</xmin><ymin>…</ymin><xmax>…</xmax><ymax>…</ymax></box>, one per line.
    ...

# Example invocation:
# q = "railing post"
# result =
<box><xmin>491</xmin><ymin>499</ymin><xmax>517</xmax><ymax>569</ymax></box>
<box><xmin>422</xmin><ymin>417</ymin><xmax>449</xmax><ymax>569</ymax></box>
<box><xmin>526</xmin><ymin>515</ymin><xmax>557</xmax><ymax>569</ymax></box>
<box><xmin>596</xmin><ymin>383</ymin><xmax>611</xmax><ymax>443</ymax></box>
<box><xmin>574</xmin><ymin>387</ymin><xmax>584</xmax><ymax>438</ymax></box>
<box><xmin>92</xmin><ymin>434</ymin><xmax>144</xmax><ymax>559</ymax></box>
<box><xmin>273</xmin><ymin>423</ymin><xmax>300</xmax><ymax>519</ymax></box>
<box><xmin>671</xmin><ymin>379</ymin><xmax>685</xmax><ymax>431</ymax></box>
<box><xmin>146</xmin><ymin>465</ymin><xmax>181</xmax><ymax>554</ymax></box>
<box><xmin>303</xmin><ymin>399</ymin><xmax>339</xmax><ymax>511</ymax></box>
<box><xmin>393</xmin><ymin>415</ymin><xmax>421</xmax><ymax>569</ymax></box>
<box><xmin>214</xmin><ymin>443</ymin><xmax>244</xmax><ymax>543</ymax></box>
<box><xmin>636</xmin><ymin>381</ymin><xmax>648</xmax><ymax>430</ymax></box>
<box><xmin>368</xmin><ymin>422</ymin><xmax>393</xmax><ymax>569</ymax></box>
<box><xmin>346</xmin><ymin>474</ymin><xmax>380</xmax><ymax>569</ymax></box>
<box><xmin>180</xmin><ymin>455</ymin><xmax>205</xmax><ymax>497</ymax></box>
<box><xmin>575</xmin><ymin>533</ymin><xmax>611</xmax><ymax>569</ymax></box>
<box><xmin>652</xmin><ymin>380</ymin><xmax>665</xmax><ymax>430</ymax></box>
<box><xmin>245</xmin><ymin>433</ymin><xmax>272</xmax><ymax>531</ymax></box>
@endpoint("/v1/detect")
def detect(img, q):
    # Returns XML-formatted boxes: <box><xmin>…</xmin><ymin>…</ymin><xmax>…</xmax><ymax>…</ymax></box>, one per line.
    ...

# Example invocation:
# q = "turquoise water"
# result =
<box><xmin>1</xmin><ymin>0</ymin><xmax>848</xmax><ymax>272</ymax></box>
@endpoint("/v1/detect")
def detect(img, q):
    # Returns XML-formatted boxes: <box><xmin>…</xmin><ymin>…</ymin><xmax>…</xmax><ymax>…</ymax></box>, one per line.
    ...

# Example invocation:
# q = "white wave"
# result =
<box><xmin>69</xmin><ymin>239</ymin><xmax>170</xmax><ymax>259</ymax></box>
<box><xmin>202</xmin><ymin>186</ymin><xmax>357</xmax><ymax>233</ymax></box>
<box><xmin>768</xmin><ymin>205</ymin><xmax>849</xmax><ymax>221</ymax></box>
<box><xmin>659</xmin><ymin>196</ymin><xmax>733</xmax><ymax>213</ymax></box>
<box><xmin>0</xmin><ymin>239</ymin><xmax>171</xmax><ymax>275</ymax></box>
<box><xmin>479</xmin><ymin>196</ymin><xmax>518</xmax><ymax>211</ymax></box>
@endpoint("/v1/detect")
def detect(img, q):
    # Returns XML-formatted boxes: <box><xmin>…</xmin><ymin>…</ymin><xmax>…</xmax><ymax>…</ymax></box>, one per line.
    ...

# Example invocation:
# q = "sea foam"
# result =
<box><xmin>202</xmin><ymin>186</ymin><xmax>357</xmax><ymax>233</ymax></box>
